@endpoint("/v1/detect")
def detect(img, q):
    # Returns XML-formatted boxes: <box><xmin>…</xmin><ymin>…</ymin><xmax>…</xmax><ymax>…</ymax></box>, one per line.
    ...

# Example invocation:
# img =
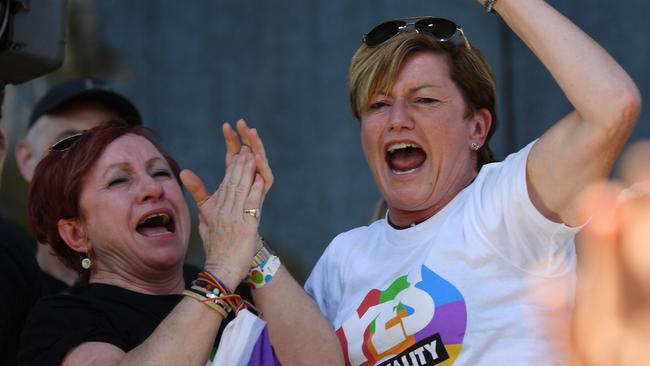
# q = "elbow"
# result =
<box><xmin>600</xmin><ymin>84</ymin><xmax>642</xmax><ymax>137</ymax></box>
<box><xmin>619</xmin><ymin>84</ymin><xmax>643</xmax><ymax>126</ymax></box>
<box><xmin>614</xmin><ymin>84</ymin><xmax>642</xmax><ymax>129</ymax></box>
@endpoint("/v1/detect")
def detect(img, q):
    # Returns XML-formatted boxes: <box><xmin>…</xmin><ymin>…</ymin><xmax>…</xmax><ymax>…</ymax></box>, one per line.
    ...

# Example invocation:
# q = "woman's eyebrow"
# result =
<box><xmin>101</xmin><ymin>162</ymin><xmax>131</xmax><ymax>178</ymax></box>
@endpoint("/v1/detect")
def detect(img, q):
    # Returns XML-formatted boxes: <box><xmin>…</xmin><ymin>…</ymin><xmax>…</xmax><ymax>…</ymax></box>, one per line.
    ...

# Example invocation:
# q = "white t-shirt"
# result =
<box><xmin>305</xmin><ymin>141</ymin><xmax>578</xmax><ymax>366</ymax></box>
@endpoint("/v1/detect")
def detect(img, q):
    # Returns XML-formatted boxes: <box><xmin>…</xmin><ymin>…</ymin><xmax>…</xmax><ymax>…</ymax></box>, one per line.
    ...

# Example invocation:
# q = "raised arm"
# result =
<box><xmin>483</xmin><ymin>0</ymin><xmax>641</xmax><ymax>225</ymax></box>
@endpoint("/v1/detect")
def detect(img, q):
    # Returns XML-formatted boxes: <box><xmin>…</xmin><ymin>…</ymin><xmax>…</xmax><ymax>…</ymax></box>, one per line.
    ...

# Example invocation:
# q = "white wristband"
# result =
<box><xmin>246</xmin><ymin>255</ymin><xmax>281</xmax><ymax>289</ymax></box>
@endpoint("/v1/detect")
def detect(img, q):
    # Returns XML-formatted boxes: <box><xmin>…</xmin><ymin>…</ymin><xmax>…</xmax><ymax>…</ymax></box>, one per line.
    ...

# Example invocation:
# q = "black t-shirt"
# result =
<box><xmin>0</xmin><ymin>217</ymin><xmax>43</xmax><ymax>366</ymax></box>
<box><xmin>18</xmin><ymin>272</ymin><xmax>251</xmax><ymax>366</ymax></box>
<box><xmin>40</xmin><ymin>271</ymin><xmax>69</xmax><ymax>295</ymax></box>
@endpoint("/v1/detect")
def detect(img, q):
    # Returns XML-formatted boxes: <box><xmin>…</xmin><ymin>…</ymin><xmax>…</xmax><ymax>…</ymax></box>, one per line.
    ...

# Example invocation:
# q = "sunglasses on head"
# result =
<box><xmin>363</xmin><ymin>16</ymin><xmax>470</xmax><ymax>50</ymax></box>
<box><xmin>49</xmin><ymin>131</ymin><xmax>86</xmax><ymax>152</ymax></box>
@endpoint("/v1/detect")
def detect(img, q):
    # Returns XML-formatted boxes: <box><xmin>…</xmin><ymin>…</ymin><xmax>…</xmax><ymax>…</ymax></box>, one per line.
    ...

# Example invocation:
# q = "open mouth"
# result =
<box><xmin>386</xmin><ymin>142</ymin><xmax>427</xmax><ymax>175</ymax></box>
<box><xmin>136</xmin><ymin>212</ymin><xmax>176</xmax><ymax>237</ymax></box>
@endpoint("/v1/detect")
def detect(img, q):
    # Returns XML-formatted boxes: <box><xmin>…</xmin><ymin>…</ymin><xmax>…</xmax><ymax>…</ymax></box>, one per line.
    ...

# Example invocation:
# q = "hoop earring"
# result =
<box><xmin>471</xmin><ymin>142</ymin><xmax>480</xmax><ymax>151</ymax></box>
<box><xmin>81</xmin><ymin>257</ymin><xmax>92</xmax><ymax>270</ymax></box>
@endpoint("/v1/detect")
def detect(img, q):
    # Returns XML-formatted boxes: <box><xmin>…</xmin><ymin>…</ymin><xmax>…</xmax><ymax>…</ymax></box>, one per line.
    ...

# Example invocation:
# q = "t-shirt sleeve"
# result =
<box><xmin>17</xmin><ymin>296</ymin><xmax>127</xmax><ymax>366</ymax></box>
<box><xmin>304</xmin><ymin>240</ymin><xmax>346</xmax><ymax>324</ymax></box>
<box><xmin>465</xmin><ymin>140</ymin><xmax>578</xmax><ymax>275</ymax></box>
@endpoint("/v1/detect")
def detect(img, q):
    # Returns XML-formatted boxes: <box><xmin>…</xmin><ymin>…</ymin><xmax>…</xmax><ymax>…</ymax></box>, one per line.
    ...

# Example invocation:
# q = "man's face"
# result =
<box><xmin>17</xmin><ymin>100</ymin><xmax>122</xmax><ymax>182</ymax></box>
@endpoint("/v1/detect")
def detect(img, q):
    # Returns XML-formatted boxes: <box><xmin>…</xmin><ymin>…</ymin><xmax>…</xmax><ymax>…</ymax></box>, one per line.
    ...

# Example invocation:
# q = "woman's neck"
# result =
<box><xmin>387</xmin><ymin>170</ymin><xmax>477</xmax><ymax>228</ymax></box>
<box><xmin>36</xmin><ymin>244</ymin><xmax>78</xmax><ymax>286</ymax></box>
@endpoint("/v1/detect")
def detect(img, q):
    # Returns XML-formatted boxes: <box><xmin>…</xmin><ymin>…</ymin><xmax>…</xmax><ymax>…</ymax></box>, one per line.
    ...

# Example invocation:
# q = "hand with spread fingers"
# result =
<box><xmin>223</xmin><ymin>119</ymin><xmax>274</xmax><ymax>207</ymax></box>
<box><xmin>180</xmin><ymin>145</ymin><xmax>264</xmax><ymax>289</ymax></box>
<box><xmin>197</xmin><ymin>119</ymin><xmax>344</xmax><ymax>365</ymax></box>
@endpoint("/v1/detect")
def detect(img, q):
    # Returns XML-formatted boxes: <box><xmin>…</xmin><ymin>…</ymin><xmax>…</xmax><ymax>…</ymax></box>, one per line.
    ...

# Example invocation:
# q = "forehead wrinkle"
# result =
<box><xmin>100</xmin><ymin>153</ymin><xmax>166</xmax><ymax>176</ymax></box>
<box><xmin>410</xmin><ymin>83</ymin><xmax>443</xmax><ymax>93</ymax></box>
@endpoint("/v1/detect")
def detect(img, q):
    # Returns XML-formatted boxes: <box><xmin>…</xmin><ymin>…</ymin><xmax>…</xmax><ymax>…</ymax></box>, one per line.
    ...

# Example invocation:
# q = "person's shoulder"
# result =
<box><xmin>30</xmin><ymin>283</ymin><xmax>135</xmax><ymax>321</ymax></box>
<box><xmin>0</xmin><ymin>234</ymin><xmax>42</xmax><ymax>298</ymax></box>
<box><xmin>473</xmin><ymin>140</ymin><xmax>537</xmax><ymax>187</ymax></box>
<box><xmin>336</xmin><ymin>220</ymin><xmax>381</xmax><ymax>240</ymax></box>
<box><xmin>18</xmin><ymin>288</ymin><xmax>116</xmax><ymax>366</ymax></box>
<box><xmin>30</xmin><ymin>286</ymin><xmax>94</xmax><ymax>314</ymax></box>
<box><xmin>327</xmin><ymin>220</ymin><xmax>385</xmax><ymax>253</ymax></box>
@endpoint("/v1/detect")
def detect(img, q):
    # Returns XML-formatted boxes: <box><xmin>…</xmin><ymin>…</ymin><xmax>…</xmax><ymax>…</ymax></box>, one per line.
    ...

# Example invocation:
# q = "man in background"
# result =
<box><xmin>0</xmin><ymin>122</ymin><xmax>42</xmax><ymax>366</ymax></box>
<box><xmin>15</xmin><ymin>77</ymin><xmax>141</xmax><ymax>293</ymax></box>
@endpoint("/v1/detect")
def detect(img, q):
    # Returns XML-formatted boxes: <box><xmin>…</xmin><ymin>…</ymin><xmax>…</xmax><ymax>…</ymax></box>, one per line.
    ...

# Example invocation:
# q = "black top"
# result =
<box><xmin>0</xmin><ymin>216</ymin><xmax>35</xmax><ymax>252</ymax></box>
<box><xmin>40</xmin><ymin>271</ymin><xmax>69</xmax><ymax>295</ymax></box>
<box><xmin>38</xmin><ymin>261</ymin><xmax>202</xmax><ymax>296</ymax></box>
<box><xmin>18</xmin><ymin>274</ymin><xmax>251</xmax><ymax>366</ymax></box>
<box><xmin>0</xmin><ymin>217</ymin><xmax>42</xmax><ymax>366</ymax></box>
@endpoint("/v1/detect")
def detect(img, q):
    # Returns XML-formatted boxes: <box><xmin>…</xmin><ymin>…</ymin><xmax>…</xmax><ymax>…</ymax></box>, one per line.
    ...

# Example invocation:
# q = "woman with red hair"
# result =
<box><xmin>18</xmin><ymin>119</ymin><xmax>342</xmax><ymax>366</ymax></box>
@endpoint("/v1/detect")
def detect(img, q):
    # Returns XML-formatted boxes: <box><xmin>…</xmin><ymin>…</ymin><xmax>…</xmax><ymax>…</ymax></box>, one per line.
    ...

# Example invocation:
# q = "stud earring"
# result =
<box><xmin>81</xmin><ymin>257</ymin><xmax>92</xmax><ymax>269</ymax></box>
<box><xmin>471</xmin><ymin>142</ymin><xmax>480</xmax><ymax>151</ymax></box>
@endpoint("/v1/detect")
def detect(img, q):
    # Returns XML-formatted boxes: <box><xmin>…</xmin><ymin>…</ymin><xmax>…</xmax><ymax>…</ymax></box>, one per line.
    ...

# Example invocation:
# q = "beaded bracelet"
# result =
<box><xmin>189</xmin><ymin>285</ymin><xmax>233</xmax><ymax>312</ymax></box>
<box><xmin>183</xmin><ymin>289</ymin><xmax>229</xmax><ymax>318</ymax></box>
<box><xmin>484</xmin><ymin>0</ymin><xmax>497</xmax><ymax>13</ymax></box>
<box><xmin>183</xmin><ymin>270</ymin><xmax>258</xmax><ymax>317</ymax></box>
<box><xmin>247</xmin><ymin>255</ymin><xmax>281</xmax><ymax>289</ymax></box>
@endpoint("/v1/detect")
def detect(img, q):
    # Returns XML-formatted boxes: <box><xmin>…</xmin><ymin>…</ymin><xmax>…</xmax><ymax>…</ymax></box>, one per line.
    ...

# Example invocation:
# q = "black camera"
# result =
<box><xmin>0</xmin><ymin>0</ymin><xmax>67</xmax><ymax>85</ymax></box>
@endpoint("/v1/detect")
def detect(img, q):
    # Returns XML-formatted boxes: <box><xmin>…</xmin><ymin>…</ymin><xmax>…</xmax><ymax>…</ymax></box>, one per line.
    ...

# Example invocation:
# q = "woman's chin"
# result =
<box><xmin>385</xmin><ymin>195</ymin><xmax>433</xmax><ymax>213</ymax></box>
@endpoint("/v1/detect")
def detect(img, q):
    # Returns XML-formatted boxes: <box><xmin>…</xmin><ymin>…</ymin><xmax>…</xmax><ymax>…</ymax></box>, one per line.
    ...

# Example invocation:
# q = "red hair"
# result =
<box><xmin>28</xmin><ymin>119</ymin><xmax>181</xmax><ymax>273</ymax></box>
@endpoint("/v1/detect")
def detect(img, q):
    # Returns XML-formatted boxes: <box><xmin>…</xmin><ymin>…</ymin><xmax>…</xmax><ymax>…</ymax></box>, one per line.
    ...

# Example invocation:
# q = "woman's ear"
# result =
<box><xmin>57</xmin><ymin>218</ymin><xmax>91</xmax><ymax>253</ymax></box>
<box><xmin>468</xmin><ymin>108</ymin><xmax>493</xmax><ymax>147</ymax></box>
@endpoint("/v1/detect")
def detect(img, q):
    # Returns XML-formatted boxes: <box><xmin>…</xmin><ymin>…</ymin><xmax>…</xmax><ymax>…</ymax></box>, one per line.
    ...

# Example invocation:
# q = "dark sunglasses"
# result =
<box><xmin>49</xmin><ymin>131</ymin><xmax>86</xmax><ymax>152</ymax></box>
<box><xmin>363</xmin><ymin>16</ymin><xmax>470</xmax><ymax>50</ymax></box>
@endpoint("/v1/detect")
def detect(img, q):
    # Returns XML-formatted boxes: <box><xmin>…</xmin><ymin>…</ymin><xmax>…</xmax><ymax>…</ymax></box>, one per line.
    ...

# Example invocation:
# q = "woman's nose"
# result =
<box><xmin>137</xmin><ymin>176</ymin><xmax>164</xmax><ymax>203</ymax></box>
<box><xmin>388</xmin><ymin>99</ymin><xmax>414</xmax><ymax>130</ymax></box>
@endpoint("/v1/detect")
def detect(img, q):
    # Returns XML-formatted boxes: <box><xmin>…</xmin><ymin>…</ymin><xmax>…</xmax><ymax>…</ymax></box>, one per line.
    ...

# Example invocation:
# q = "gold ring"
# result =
<box><xmin>243</xmin><ymin>208</ymin><xmax>258</xmax><ymax>218</ymax></box>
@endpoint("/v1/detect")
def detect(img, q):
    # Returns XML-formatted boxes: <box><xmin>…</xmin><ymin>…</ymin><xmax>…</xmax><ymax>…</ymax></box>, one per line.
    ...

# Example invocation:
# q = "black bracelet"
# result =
<box><xmin>484</xmin><ymin>0</ymin><xmax>497</xmax><ymax>13</ymax></box>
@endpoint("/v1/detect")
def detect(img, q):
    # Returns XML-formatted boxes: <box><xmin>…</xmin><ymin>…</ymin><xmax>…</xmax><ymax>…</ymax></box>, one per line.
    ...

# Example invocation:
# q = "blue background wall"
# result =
<box><xmin>2</xmin><ymin>0</ymin><xmax>649</xmax><ymax>281</ymax></box>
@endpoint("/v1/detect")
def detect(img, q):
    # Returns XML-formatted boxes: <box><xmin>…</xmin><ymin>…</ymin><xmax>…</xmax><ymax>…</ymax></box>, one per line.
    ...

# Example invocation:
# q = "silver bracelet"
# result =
<box><xmin>484</xmin><ymin>0</ymin><xmax>497</xmax><ymax>13</ymax></box>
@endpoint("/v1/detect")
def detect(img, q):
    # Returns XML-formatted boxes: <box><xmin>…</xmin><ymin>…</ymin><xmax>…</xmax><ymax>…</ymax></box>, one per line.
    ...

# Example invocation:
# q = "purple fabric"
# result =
<box><xmin>415</xmin><ymin>300</ymin><xmax>467</xmax><ymax>345</ymax></box>
<box><xmin>247</xmin><ymin>327</ymin><xmax>281</xmax><ymax>366</ymax></box>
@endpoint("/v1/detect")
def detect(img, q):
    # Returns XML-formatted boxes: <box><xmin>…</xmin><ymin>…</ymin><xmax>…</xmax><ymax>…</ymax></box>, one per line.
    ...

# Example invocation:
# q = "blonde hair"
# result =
<box><xmin>349</xmin><ymin>31</ymin><xmax>498</xmax><ymax>168</ymax></box>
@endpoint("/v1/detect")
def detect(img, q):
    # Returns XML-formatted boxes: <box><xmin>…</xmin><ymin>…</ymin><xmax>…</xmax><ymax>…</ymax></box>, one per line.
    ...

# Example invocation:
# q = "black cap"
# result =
<box><xmin>28</xmin><ymin>78</ymin><xmax>142</xmax><ymax>129</ymax></box>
